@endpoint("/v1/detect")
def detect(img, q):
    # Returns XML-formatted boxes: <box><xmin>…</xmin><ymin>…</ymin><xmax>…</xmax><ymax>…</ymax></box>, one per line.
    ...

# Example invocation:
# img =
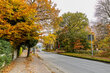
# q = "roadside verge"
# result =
<box><xmin>59</xmin><ymin>53</ymin><xmax>110</xmax><ymax>63</ymax></box>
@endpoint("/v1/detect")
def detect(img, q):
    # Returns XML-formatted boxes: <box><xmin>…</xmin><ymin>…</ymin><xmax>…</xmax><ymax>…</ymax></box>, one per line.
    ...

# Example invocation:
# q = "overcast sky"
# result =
<box><xmin>52</xmin><ymin>0</ymin><xmax>97</xmax><ymax>22</ymax></box>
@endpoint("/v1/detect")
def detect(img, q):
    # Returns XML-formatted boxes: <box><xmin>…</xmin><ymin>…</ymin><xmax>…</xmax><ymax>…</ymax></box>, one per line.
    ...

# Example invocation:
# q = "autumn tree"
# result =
<box><xmin>0</xmin><ymin>0</ymin><xmax>40</xmax><ymax>57</ymax></box>
<box><xmin>27</xmin><ymin>0</ymin><xmax>62</xmax><ymax>50</ymax></box>
<box><xmin>27</xmin><ymin>0</ymin><xmax>62</xmax><ymax>29</ymax></box>
<box><xmin>27</xmin><ymin>0</ymin><xmax>62</xmax><ymax>46</ymax></box>
<box><xmin>42</xmin><ymin>33</ymin><xmax>56</xmax><ymax>50</ymax></box>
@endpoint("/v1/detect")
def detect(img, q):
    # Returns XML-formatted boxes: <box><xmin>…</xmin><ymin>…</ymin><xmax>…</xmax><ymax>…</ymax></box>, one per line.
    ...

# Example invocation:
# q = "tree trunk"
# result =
<box><xmin>27</xmin><ymin>47</ymin><xmax>30</xmax><ymax>57</ymax></box>
<box><xmin>17</xmin><ymin>46</ymin><xmax>20</xmax><ymax>57</ymax></box>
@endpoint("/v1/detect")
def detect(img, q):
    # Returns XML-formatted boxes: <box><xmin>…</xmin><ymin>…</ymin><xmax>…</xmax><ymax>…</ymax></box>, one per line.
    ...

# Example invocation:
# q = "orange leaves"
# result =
<box><xmin>15</xmin><ymin>23</ymin><xmax>32</xmax><ymax>32</ymax></box>
<box><xmin>0</xmin><ymin>0</ymin><xmax>37</xmax><ymax>25</ymax></box>
<box><xmin>0</xmin><ymin>0</ymin><xmax>61</xmax><ymax>48</ymax></box>
<box><xmin>12</xmin><ymin>1</ymin><xmax>37</xmax><ymax>21</ymax></box>
<box><xmin>73</xmin><ymin>40</ymin><xmax>84</xmax><ymax>50</ymax></box>
<box><xmin>42</xmin><ymin>33</ymin><xmax>56</xmax><ymax>45</ymax></box>
<box><xmin>9</xmin><ymin>23</ymin><xmax>40</xmax><ymax>43</ymax></box>
<box><xmin>0</xmin><ymin>0</ymin><xmax>39</xmax><ymax>47</ymax></box>
<box><xmin>0</xmin><ymin>24</ymin><xmax>12</xmax><ymax>36</ymax></box>
<box><xmin>0</xmin><ymin>0</ymin><xmax>13</xmax><ymax>19</ymax></box>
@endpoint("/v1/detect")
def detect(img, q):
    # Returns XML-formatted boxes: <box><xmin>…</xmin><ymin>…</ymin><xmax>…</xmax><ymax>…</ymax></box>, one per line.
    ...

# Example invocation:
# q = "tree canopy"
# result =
<box><xmin>55</xmin><ymin>12</ymin><xmax>90</xmax><ymax>52</ymax></box>
<box><xmin>0</xmin><ymin>0</ymin><xmax>40</xmax><ymax>48</ymax></box>
<box><xmin>0</xmin><ymin>0</ymin><xmax>62</xmax><ymax>57</ymax></box>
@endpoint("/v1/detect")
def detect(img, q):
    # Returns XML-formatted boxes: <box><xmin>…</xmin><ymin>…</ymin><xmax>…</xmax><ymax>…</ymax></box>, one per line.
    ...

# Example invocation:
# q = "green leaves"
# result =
<box><xmin>0</xmin><ymin>39</ymin><xmax>13</xmax><ymax>68</ymax></box>
<box><xmin>24</xmin><ymin>39</ymin><xmax>38</xmax><ymax>48</ymax></box>
<box><xmin>55</xmin><ymin>12</ymin><xmax>90</xmax><ymax>52</ymax></box>
<box><xmin>60</xmin><ymin>12</ymin><xmax>88</xmax><ymax>31</ymax></box>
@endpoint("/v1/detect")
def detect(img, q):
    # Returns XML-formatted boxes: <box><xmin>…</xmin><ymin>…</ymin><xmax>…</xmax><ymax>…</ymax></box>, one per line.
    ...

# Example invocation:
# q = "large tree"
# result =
<box><xmin>0</xmin><ymin>0</ymin><xmax>40</xmax><ymax>57</ymax></box>
<box><xmin>55</xmin><ymin>12</ymin><xmax>90</xmax><ymax>52</ymax></box>
<box><xmin>27</xmin><ymin>0</ymin><xmax>62</xmax><ymax>49</ymax></box>
<box><xmin>60</xmin><ymin>12</ymin><xmax>89</xmax><ymax>41</ymax></box>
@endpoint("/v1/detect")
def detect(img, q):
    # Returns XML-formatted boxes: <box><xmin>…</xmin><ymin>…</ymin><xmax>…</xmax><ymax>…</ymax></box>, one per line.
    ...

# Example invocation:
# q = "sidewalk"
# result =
<box><xmin>7</xmin><ymin>50</ymin><xmax>51</xmax><ymax>73</ymax></box>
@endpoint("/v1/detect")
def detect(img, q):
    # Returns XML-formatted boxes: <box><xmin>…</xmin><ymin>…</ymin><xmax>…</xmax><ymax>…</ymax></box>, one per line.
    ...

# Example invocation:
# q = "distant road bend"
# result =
<box><xmin>38</xmin><ymin>51</ymin><xmax>110</xmax><ymax>73</ymax></box>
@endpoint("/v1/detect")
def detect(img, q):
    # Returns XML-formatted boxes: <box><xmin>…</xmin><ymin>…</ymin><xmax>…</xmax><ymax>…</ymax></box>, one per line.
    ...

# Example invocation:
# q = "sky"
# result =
<box><xmin>52</xmin><ymin>0</ymin><xmax>97</xmax><ymax>22</ymax></box>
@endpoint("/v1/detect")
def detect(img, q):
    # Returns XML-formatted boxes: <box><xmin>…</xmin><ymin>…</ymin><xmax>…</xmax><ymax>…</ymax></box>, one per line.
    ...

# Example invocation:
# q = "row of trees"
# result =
<box><xmin>42</xmin><ymin>0</ymin><xmax>110</xmax><ymax>57</ymax></box>
<box><xmin>54</xmin><ymin>0</ymin><xmax>110</xmax><ymax>53</ymax></box>
<box><xmin>0</xmin><ymin>0</ymin><xmax>61</xmax><ymax>57</ymax></box>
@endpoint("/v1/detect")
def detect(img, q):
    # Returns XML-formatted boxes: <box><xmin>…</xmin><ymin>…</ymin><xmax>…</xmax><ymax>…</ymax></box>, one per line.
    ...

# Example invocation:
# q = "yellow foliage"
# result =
<box><xmin>0</xmin><ymin>0</ymin><xmax>61</xmax><ymax>48</ymax></box>
<box><xmin>0</xmin><ymin>0</ymin><xmax>39</xmax><ymax>47</ymax></box>
<box><xmin>43</xmin><ymin>33</ymin><xmax>56</xmax><ymax>45</ymax></box>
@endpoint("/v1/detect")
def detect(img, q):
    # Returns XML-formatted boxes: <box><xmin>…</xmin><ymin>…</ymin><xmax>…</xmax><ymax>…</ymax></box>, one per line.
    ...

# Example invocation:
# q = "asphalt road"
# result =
<box><xmin>38</xmin><ymin>51</ymin><xmax>110</xmax><ymax>73</ymax></box>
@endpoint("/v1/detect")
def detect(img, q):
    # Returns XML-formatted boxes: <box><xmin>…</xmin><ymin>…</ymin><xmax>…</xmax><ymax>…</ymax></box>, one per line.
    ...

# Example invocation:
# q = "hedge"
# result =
<box><xmin>0</xmin><ymin>39</ymin><xmax>13</xmax><ymax>69</ymax></box>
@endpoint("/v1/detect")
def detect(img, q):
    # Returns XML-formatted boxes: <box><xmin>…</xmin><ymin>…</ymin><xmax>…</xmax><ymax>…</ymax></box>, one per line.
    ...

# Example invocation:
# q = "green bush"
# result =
<box><xmin>0</xmin><ymin>39</ymin><xmax>13</xmax><ymax>69</ymax></box>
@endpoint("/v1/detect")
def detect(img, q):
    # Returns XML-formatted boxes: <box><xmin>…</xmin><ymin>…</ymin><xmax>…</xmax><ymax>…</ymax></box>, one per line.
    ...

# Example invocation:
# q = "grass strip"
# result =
<box><xmin>59</xmin><ymin>53</ymin><xmax>110</xmax><ymax>63</ymax></box>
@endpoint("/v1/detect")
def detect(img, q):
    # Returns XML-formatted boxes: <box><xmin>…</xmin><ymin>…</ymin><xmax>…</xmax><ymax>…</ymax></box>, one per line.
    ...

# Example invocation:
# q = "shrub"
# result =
<box><xmin>97</xmin><ymin>51</ymin><xmax>110</xmax><ymax>57</ymax></box>
<box><xmin>0</xmin><ymin>39</ymin><xmax>13</xmax><ymax>69</ymax></box>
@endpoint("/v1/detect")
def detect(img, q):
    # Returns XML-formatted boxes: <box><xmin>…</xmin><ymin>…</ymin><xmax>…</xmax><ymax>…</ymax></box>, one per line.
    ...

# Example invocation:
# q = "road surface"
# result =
<box><xmin>38</xmin><ymin>51</ymin><xmax>110</xmax><ymax>73</ymax></box>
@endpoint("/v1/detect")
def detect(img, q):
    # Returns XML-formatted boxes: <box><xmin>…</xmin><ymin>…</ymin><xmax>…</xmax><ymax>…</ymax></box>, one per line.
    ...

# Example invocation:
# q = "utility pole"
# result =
<box><xmin>88</xmin><ymin>34</ymin><xmax>94</xmax><ymax>56</ymax></box>
<box><xmin>91</xmin><ymin>35</ymin><xmax>93</xmax><ymax>56</ymax></box>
